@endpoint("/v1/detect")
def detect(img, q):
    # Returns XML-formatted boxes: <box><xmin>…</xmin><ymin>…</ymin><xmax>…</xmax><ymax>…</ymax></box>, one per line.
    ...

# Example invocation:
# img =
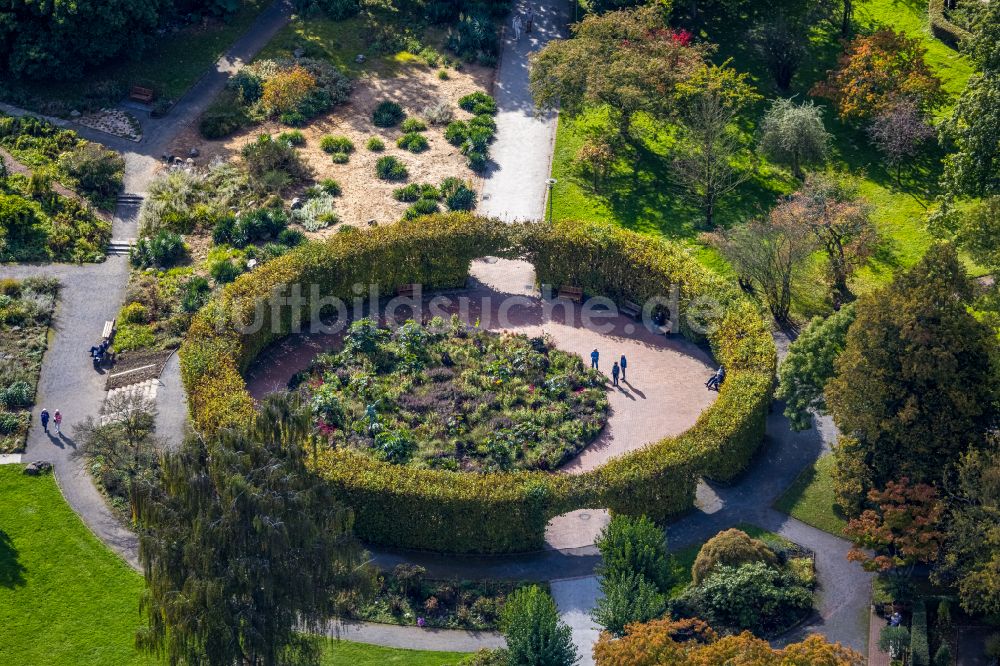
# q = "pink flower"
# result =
<box><xmin>417</xmin><ymin>617</ymin><xmax>426</xmax><ymax>628</ymax></box>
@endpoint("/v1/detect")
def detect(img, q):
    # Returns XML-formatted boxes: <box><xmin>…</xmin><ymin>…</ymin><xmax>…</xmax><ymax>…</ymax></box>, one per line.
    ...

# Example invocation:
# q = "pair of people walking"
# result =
<box><xmin>512</xmin><ymin>7</ymin><xmax>535</xmax><ymax>41</ymax></box>
<box><xmin>591</xmin><ymin>349</ymin><xmax>628</xmax><ymax>387</ymax></box>
<box><xmin>39</xmin><ymin>408</ymin><xmax>62</xmax><ymax>435</ymax></box>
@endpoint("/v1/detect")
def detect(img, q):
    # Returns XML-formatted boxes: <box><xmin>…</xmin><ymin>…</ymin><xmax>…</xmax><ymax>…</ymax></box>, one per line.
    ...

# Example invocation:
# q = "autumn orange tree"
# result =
<box><xmin>260</xmin><ymin>65</ymin><xmax>316</xmax><ymax>117</ymax></box>
<box><xmin>812</xmin><ymin>29</ymin><xmax>946</xmax><ymax>122</ymax></box>
<box><xmin>593</xmin><ymin>618</ymin><xmax>864</xmax><ymax>665</ymax></box>
<box><xmin>844</xmin><ymin>478</ymin><xmax>945</xmax><ymax>575</ymax></box>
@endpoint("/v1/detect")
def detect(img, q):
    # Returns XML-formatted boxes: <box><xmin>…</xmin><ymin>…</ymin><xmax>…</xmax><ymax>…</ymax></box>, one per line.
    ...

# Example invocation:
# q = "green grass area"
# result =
<box><xmin>0</xmin><ymin>465</ymin><xmax>470</xmax><ymax>665</ymax></box>
<box><xmin>773</xmin><ymin>453</ymin><xmax>849</xmax><ymax>536</ymax></box>
<box><xmin>319</xmin><ymin>638</ymin><xmax>468</xmax><ymax>666</ymax></box>
<box><xmin>549</xmin><ymin>0</ymin><xmax>978</xmax><ymax>314</ymax></box>
<box><xmin>0</xmin><ymin>1</ymin><xmax>267</xmax><ymax>115</ymax></box>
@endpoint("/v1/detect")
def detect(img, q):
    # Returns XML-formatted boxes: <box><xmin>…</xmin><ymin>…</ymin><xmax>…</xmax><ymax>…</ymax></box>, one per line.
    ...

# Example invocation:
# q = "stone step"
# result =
<box><xmin>106</xmin><ymin>239</ymin><xmax>135</xmax><ymax>256</ymax></box>
<box><xmin>116</xmin><ymin>193</ymin><xmax>144</xmax><ymax>204</ymax></box>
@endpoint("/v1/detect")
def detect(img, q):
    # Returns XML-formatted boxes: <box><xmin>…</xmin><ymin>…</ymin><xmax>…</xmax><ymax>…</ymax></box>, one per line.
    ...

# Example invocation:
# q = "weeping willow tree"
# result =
<box><xmin>133</xmin><ymin>394</ymin><xmax>375</xmax><ymax>666</ymax></box>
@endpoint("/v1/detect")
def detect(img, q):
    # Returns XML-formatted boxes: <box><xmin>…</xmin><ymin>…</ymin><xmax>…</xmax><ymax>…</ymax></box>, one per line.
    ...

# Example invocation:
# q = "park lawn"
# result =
<box><xmin>773</xmin><ymin>453</ymin><xmax>849</xmax><ymax>537</ymax></box>
<box><xmin>319</xmin><ymin>638</ymin><xmax>469</xmax><ymax>665</ymax></box>
<box><xmin>0</xmin><ymin>1</ymin><xmax>268</xmax><ymax>115</ymax></box>
<box><xmin>549</xmin><ymin>0</ymin><xmax>976</xmax><ymax>315</ymax></box>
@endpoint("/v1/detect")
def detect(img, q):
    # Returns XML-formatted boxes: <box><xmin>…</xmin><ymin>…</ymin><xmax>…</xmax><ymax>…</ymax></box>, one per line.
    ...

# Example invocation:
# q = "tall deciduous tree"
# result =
<box><xmin>824</xmin><ymin>244</ymin><xmax>997</xmax><ymax>489</ymax></box>
<box><xmin>529</xmin><ymin>3</ymin><xmax>706</xmax><ymax>147</ymax></box>
<box><xmin>758</xmin><ymin>98</ymin><xmax>831</xmax><ymax>178</ymax></box>
<box><xmin>704</xmin><ymin>201</ymin><xmax>816</xmax><ymax>324</ymax></box>
<box><xmin>933</xmin><ymin>444</ymin><xmax>1000</xmax><ymax>617</ymax></box>
<box><xmin>940</xmin><ymin>73</ymin><xmax>1000</xmax><ymax>199</ymax></box>
<box><xmin>812</xmin><ymin>29</ymin><xmax>946</xmax><ymax>122</ymax></box>
<box><xmin>671</xmin><ymin>63</ymin><xmax>762</xmax><ymax>227</ymax></box>
<box><xmin>133</xmin><ymin>394</ymin><xmax>375</xmax><ymax>666</ymax></box>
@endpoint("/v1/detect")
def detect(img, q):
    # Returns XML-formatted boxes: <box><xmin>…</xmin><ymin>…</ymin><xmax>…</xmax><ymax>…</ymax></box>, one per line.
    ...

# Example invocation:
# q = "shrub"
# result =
<box><xmin>404</xmin><ymin>198</ymin><xmax>440</xmax><ymax>219</ymax></box>
<box><xmin>692</xmin><ymin>528</ymin><xmax>779</xmax><ymax>585</ymax></box>
<box><xmin>241</xmin><ymin>134</ymin><xmax>313</xmax><ymax>192</ymax></box>
<box><xmin>114</xmin><ymin>322</ymin><xmax>157</xmax><ymax>352</ymax></box>
<box><xmin>0</xmin><ymin>411</ymin><xmax>25</xmax><ymax>435</ymax></box>
<box><xmin>277</xmin><ymin>228</ymin><xmax>306</xmax><ymax>247</ymax></box>
<box><xmin>372</xmin><ymin>101</ymin><xmax>405</xmax><ymax>128</ymax></box>
<box><xmin>330</xmin><ymin>152</ymin><xmax>350</xmax><ymax>164</ymax></box>
<box><xmin>58</xmin><ymin>142</ymin><xmax>125</xmax><ymax>208</ymax></box>
<box><xmin>592</xmin><ymin>572</ymin><xmax>667</xmax><ymax>637</ymax></box>
<box><xmin>437</xmin><ymin>69</ymin><xmax>450</xmax><ymax>80</ymax></box>
<box><xmin>466</xmin><ymin>150</ymin><xmax>488</xmax><ymax>172</ymax></box>
<box><xmin>277</xmin><ymin>130</ymin><xmax>306</xmax><ymax>146</ymax></box>
<box><xmin>911</xmin><ymin>599</ymin><xmax>930</xmax><ymax>666</ymax></box>
<box><xmin>392</xmin><ymin>183</ymin><xmax>423</xmax><ymax>202</ymax></box>
<box><xmin>880</xmin><ymin>625</ymin><xmax>911</xmax><ymax>659</ymax></box>
<box><xmin>0</xmin><ymin>381</ymin><xmax>32</xmax><ymax>409</ymax></box>
<box><xmin>259</xmin><ymin>65</ymin><xmax>317</xmax><ymax>117</ymax></box>
<box><xmin>366</xmin><ymin>136</ymin><xmax>385</xmax><ymax>152</ymax></box>
<box><xmin>318</xmin><ymin>179</ymin><xmax>342</xmax><ymax>196</ymax></box>
<box><xmin>934</xmin><ymin>644</ymin><xmax>952</xmax><ymax>666</ymax></box>
<box><xmin>596</xmin><ymin>515</ymin><xmax>674</xmax><ymax>593</ymax></box>
<box><xmin>929</xmin><ymin>0</ymin><xmax>971</xmax><ymax>47</ymax></box>
<box><xmin>441</xmin><ymin>177</ymin><xmax>476</xmax><ymax>211</ymax></box>
<box><xmin>501</xmin><ymin>586</ymin><xmax>577</xmax><ymax>666</ymax></box>
<box><xmin>401</xmin><ymin>117</ymin><xmax>428</xmax><ymax>133</ymax></box>
<box><xmin>319</xmin><ymin>135</ymin><xmax>355</xmax><ymax>154</ymax></box>
<box><xmin>397</xmin><ymin>132</ymin><xmax>430</xmax><ymax>153</ymax></box>
<box><xmin>445</xmin><ymin>121</ymin><xmax>468</xmax><ymax>146</ymax></box>
<box><xmin>293</xmin><ymin>194</ymin><xmax>340</xmax><ymax>232</ymax></box>
<box><xmin>181</xmin><ymin>277</ymin><xmax>212</xmax><ymax>313</ymax></box>
<box><xmin>130</xmin><ymin>231</ymin><xmax>186</xmax><ymax>269</ymax></box>
<box><xmin>120</xmin><ymin>302</ymin><xmax>150</xmax><ymax>325</ymax></box>
<box><xmin>422</xmin><ymin>99</ymin><xmax>454</xmax><ymax>125</ymax></box>
<box><xmin>458</xmin><ymin>92</ymin><xmax>497</xmax><ymax>116</ymax></box>
<box><xmin>210</xmin><ymin>259</ymin><xmax>243</xmax><ymax>284</ymax></box>
<box><xmin>376</xmin><ymin>156</ymin><xmax>409</xmax><ymax>181</ymax></box>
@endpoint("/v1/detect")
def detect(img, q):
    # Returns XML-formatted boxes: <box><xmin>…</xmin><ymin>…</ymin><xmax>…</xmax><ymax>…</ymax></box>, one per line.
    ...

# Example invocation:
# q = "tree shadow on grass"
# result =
<box><xmin>0</xmin><ymin>528</ymin><xmax>26</xmax><ymax>589</ymax></box>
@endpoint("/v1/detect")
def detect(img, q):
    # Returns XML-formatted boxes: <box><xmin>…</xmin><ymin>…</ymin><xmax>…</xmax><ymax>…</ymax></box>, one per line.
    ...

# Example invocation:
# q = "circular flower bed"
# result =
<box><xmin>293</xmin><ymin>318</ymin><xmax>608</xmax><ymax>472</ymax></box>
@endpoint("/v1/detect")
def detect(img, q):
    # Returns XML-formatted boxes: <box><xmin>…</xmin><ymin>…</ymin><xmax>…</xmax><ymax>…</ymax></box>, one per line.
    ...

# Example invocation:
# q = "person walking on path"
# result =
<box><xmin>512</xmin><ymin>14</ymin><xmax>522</xmax><ymax>41</ymax></box>
<box><xmin>590</xmin><ymin>349</ymin><xmax>599</xmax><ymax>370</ymax></box>
<box><xmin>611</xmin><ymin>361</ymin><xmax>620</xmax><ymax>387</ymax></box>
<box><xmin>620</xmin><ymin>354</ymin><xmax>628</xmax><ymax>381</ymax></box>
<box><xmin>40</xmin><ymin>409</ymin><xmax>49</xmax><ymax>434</ymax></box>
<box><xmin>526</xmin><ymin>8</ymin><xmax>535</xmax><ymax>32</ymax></box>
<box><xmin>53</xmin><ymin>409</ymin><xmax>62</xmax><ymax>435</ymax></box>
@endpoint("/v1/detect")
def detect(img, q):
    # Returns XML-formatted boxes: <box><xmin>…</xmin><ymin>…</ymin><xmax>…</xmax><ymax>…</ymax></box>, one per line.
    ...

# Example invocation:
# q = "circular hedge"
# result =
<box><xmin>180</xmin><ymin>214</ymin><xmax>776</xmax><ymax>554</ymax></box>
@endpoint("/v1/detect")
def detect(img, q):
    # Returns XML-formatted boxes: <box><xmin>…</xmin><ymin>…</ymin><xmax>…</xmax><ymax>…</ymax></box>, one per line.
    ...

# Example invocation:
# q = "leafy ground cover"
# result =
<box><xmin>773</xmin><ymin>453</ymin><xmax>849</xmax><ymax>536</ymax></box>
<box><xmin>293</xmin><ymin>318</ymin><xmax>609</xmax><ymax>472</ymax></box>
<box><xmin>0</xmin><ymin>1</ymin><xmax>268</xmax><ymax>117</ymax></box>
<box><xmin>0</xmin><ymin>278</ymin><xmax>57</xmax><ymax>452</ymax></box>
<box><xmin>549</xmin><ymin>0</ymin><xmax>976</xmax><ymax>317</ymax></box>
<box><xmin>0</xmin><ymin>465</ymin><xmax>470</xmax><ymax>666</ymax></box>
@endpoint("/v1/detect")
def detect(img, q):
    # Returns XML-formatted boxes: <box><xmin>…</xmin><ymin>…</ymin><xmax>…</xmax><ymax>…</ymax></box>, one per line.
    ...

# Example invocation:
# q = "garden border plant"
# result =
<box><xmin>180</xmin><ymin>214</ymin><xmax>775</xmax><ymax>554</ymax></box>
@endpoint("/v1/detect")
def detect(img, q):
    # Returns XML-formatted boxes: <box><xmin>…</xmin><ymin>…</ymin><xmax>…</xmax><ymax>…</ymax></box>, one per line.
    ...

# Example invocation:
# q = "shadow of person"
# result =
<box><xmin>622</xmin><ymin>380</ymin><xmax>645</xmax><ymax>399</ymax></box>
<box><xmin>0</xmin><ymin>529</ymin><xmax>26</xmax><ymax>589</ymax></box>
<box><xmin>47</xmin><ymin>432</ymin><xmax>64</xmax><ymax>449</ymax></box>
<box><xmin>58</xmin><ymin>432</ymin><xmax>77</xmax><ymax>450</ymax></box>
<box><xmin>615</xmin><ymin>386</ymin><xmax>636</xmax><ymax>400</ymax></box>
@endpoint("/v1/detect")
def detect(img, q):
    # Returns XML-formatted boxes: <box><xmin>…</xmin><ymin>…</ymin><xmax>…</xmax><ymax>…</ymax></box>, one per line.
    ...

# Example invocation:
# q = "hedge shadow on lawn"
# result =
<box><xmin>180</xmin><ymin>214</ymin><xmax>776</xmax><ymax>554</ymax></box>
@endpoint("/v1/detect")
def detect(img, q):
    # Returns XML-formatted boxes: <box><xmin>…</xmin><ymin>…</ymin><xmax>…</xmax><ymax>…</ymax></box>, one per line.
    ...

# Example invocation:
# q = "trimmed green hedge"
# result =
<box><xmin>929</xmin><ymin>0</ymin><xmax>971</xmax><ymax>48</ymax></box>
<box><xmin>911</xmin><ymin>599</ymin><xmax>930</xmax><ymax>666</ymax></box>
<box><xmin>181</xmin><ymin>215</ymin><xmax>776</xmax><ymax>553</ymax></box>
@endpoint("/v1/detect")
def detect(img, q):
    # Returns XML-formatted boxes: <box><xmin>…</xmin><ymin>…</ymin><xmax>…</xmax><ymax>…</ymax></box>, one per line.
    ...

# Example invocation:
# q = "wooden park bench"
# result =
<box><xmin>129</xmin><ymin>86</ymin><xmax>155</xmax><ymax>103</ymax></box>
<box><xmin>557</xmin><ymin>285</ymin><xmax>583</xmax><ymax>303</ymax></box>
<box><xmin>396</xmin><ymin>283</ymin><xmax>420</xmax><ymax>298</ymax></box>
<box><xmin>101</xmin><ymin>319</ymin><xmax>116</xmax><ymax>342</ymax></box>
<box><xmin>621</xmin><ymin>299</ymin><xmax>642</xmax><ymax>319</ymax></box>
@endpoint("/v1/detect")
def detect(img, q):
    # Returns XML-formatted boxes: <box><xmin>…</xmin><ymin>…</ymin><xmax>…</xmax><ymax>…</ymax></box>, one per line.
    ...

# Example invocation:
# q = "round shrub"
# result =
<box><xmin>0</xmin><ymin>411</ymin><xmax>25</xmax><ymax>435</ymax></box>
<box><xmin>458</xmin><ymin>91</ymin><xmax>497</xmax><ymax>115</ymax></box>
<box><xmin>277</xmin><ymin>130</ymin><xmax>306</xmax><ymax>146</ymax></box>
<box><xmin>445</xmin><ymin>121</ymin><xmax>468</xmax><ymax>146</ymax></box>
<box><xmin>437</xmin><ymin>69</ymin><xmax>449</xmax><ymax>80</ymax></box>
<box><xmin>366</xmin><ymin>136</ymin><xmax>385</xmax><ymax>151</ymax></box>
<box><xmin>404</xmin><ymin>198</ymin><xmax>440</xmax><ymax>219</ymax></box>
<box><xmin>441</xmin><ymin>177</ymin><xmax>477</xmax><ymax>211</ymax></box>
<box><xmin>120</xmin><ymin>302</ymin><xmax>150</xmax><ymax>325</ymax></box>
<box><xmin>401</xmin><ymin>117</ymin><xmax>428</xmax><ymax>132</ymax></box>
<box><xmin>0</xmin><ymin>381</ymin><xmax>33</xmax><ymax>409</ymax></box>
<box><xmin>180</xmin><ymin>216</ymin><xmax>776</xmax><ymax>553</ymax></box>
<box><xmin>210</xmin><ymin>258</ymin><xmax>243</xmax><ymax>284</ymax></box>
<box><xmin>691</xmin><ymin>528</ymin><xmax>779</xmax><ymax>586</ymax></box>
<box><xmin>277</xmin><ymin>228</ymin><xmax>306</xmax><ymax>247</ymax></box>
<box><xmin>397</xmin><ymin>132</ymin><xmax>429</xmax><ymax>153</ymax></box>
<box><xmin>318</xmin><ymin>178</ymin><xmax>342</xmax><ymax>196</ymax></box>
<box><xmin>469</xmin><ymin>114</ymin><xmax>497</xmax><ymax>134</ymax></box>
<box><xmin>372</xmin><ymin>101</ymin><xmax>405</xmax><ymax>128</ymax></box>
<box><xmin>466</xmin><ymin>150</ymin><xmax>488</xmax><ymax>172</ymax></box>
<box><xmin>376</xmin><ymin>155</ymin><xmax>409</xmax><ymax>181</ymax></box>
<box><xmin>320</xmin><ymin>135</ymin><xmax>355</xmax><ymax>154</ymax></box>
<box><xmin>130</xmin><ymin>231</ymin><xmax>186</xmax><ymax>269</ymax></box>
<box><xmin>181</xmin><ymin>276</ymin><xmax>212</xmax><ymax>313</ymax></box>
<box><xmin>330</xmin><ymin>152</ymin><xmax>350</xmax><ymax>164</ymax></box>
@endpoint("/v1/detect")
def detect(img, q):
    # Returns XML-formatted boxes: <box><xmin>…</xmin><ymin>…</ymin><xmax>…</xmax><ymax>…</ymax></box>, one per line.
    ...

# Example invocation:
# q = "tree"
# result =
<box><xmin>691</xmin><ymin>528</ymin><xmax>778</xmax><ymax>586</ymax></box>
<box><xmin>868</xmin><ymin>100</ymin><xmax>936</xmax><ymax>185</ymax></box>
<box><xmin>594</xmin><ymin>622</ymin><xmax>864</xmax><ymax>665</ymax></box>
<box><xmin>933</xmin><ymin>445</ymin><xmax>1000</xmax><ymax>616</ymax></box>
<box><xmin>671</xmin><ymin>63</ymin><xmax>762</xmax><ymax>227</ymax></box>
<box><xmin>530</xmin><ymin>4</ymin><xmax>707</xmax><ymax>147</ymax></box>
<box><xmin>752</xmin><ymin>15</ymin><xmax>809</xmax><ymax>91</ymax></box>
<box><xmin>824</xmin><ymin>244</ymin><xmax>997</xmax><ymax>489</ymax></box>
<box><xmin>964</xmin><ymin>0</ymin><xmax>1000</xmax><ymax>75</ymax></box>
<box><xmin>758</xmin><ymin>98</ymin><xmax>830</xmax><ymax>178</ymax></box>
<box><xmin>0</xmin><ymin>0</ymin><xmax>170</xmax><ymax>79</ymax></box>
<box><xmin>133</xmin><ymin>394</ymin><xmax>375</xmax><ymax>666</ymax></box>
<box><xmin>592</xmin><ymin>572</ymin><xmax>667</xmax><ymax>637</ymax></box>
<box><xmin>812</xmin><ymin>29</ymin><xmax>946</xmax><ymax>122</ymax></box>
<box><xmin>500</xmin><ymin>585</ymin><xmax>579</xmax><ymax>666</ymax></box>
<box><xmin>58</xmin><ymin>142</ymin><xmax>125</xmax><ymax>205</ymax></box>
<box><xmin>595</xmin><ymin>515</ymin><xmax>674</xmax><ymax>593</ymax></box>
<box><xmin>703</xmin><ymin>203</ymin><xmax>816</xmax><ymax>324</ymax></box>
<box><xmin>844</xmin><ymin>478</ymin><xmax>945</xmax><ymax>576</ymax></box>
<box><xmin>776</xmin><ymin>303</ymin><xmax>856</xmax><ymax>431</ymax></box>
<box><xmin>787</xmin><ymin>173</ymin><xmax>877</xmax><ymax>305</ymax></box>
<box><xmin>940</xmin><ymin>73</ymin><xmax>1000</xmax><ymax>199</ymax></box>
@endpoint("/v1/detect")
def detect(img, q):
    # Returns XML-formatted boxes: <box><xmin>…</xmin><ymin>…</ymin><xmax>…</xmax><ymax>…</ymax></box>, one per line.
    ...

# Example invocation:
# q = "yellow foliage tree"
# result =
<box><xmin>260</xmin><ymin>65</ymin><xmax>316</xmax><ymax>116</ymax></box>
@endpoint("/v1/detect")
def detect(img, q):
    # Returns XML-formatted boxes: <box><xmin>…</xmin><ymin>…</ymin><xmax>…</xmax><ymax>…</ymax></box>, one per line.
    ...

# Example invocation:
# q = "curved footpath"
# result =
<box><xmin>1</xmin><ymin>0</ymin><xmax>873</xmax><ymax>662</ymax></box>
